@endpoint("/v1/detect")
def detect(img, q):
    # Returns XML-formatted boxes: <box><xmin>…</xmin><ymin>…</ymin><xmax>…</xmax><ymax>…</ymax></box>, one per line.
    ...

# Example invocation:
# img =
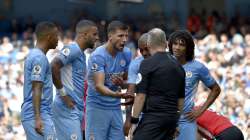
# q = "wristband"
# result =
<box><xmin>58</xmin><ymin>87</ymin><xmax>67</xmax><ymax>96</ymax></box>
<box><xmin>130</xmin><ymin>116</ymin><xmax>139</xmax><ymax>124</ymax></box>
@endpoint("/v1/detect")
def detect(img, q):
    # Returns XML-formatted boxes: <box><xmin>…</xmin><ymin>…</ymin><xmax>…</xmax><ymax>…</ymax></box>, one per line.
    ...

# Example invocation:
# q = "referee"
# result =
<box><xmin>128</xmin><ymin>28</ymin><xmax>186</xmax><ymax>140</ymax></box>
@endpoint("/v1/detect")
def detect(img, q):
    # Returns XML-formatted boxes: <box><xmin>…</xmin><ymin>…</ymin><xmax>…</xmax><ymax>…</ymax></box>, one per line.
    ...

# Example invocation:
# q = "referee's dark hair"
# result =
<box><xmin>35</xmin><ymin>21</ymin><xmax>57</xmax><ymax>40</ymax></box>
<box><xmin>107</xmin><ymin>20</ymin><xmax>128</xmax><ymax>35</ymax></box>
<box><xmin>168</xmin><ymin>30</ymin><xmax>195</xmax><ymax>61</ymax></box>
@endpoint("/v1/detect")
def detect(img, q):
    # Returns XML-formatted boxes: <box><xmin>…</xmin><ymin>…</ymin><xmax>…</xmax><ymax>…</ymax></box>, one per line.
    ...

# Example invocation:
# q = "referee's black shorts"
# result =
<box><xmin>133</xmin><ymin>113</ymin><xmax>178</xmax><ymax>140</ymax></box>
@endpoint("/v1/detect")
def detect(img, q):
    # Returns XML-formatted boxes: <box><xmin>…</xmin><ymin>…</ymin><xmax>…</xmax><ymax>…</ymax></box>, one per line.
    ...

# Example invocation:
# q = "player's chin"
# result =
<box><xmin>118</xmin><ymin>45</ymin><xmax>125</xmax><ymax>51</ymax></box>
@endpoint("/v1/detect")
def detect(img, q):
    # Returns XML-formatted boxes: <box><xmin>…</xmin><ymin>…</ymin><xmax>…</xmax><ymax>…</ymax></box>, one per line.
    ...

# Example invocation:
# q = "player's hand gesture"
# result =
<box><xmin>185</xmin><ymin>108</ymin><xmax>203</xmax><ymax>121</ymax></box>
<box><xmin>35</xmin><ymin>116</ymin><xmax>44</xmax><ymax>136</ymax></box>
<box><xmin>119</xmin><ymin>93</ymin><xmax>134</xmax><ymax>99</ymax></box>
<box><xmin>111</xmin><ymin>75</ymin><xmax>124</xmax><ymax>86</ymax></box>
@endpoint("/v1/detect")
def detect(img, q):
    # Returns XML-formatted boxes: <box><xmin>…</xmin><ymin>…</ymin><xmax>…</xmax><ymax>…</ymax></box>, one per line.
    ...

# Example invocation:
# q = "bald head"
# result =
<box><xmin>75</xmin><ymin>19</ymin><xmax>96</xmax><ymax>34</ymax></box>
<box><xmin>138</xmin><ymin>33</ymin><xmax>149</xmax><ymax>47</ymax></box>
<box><xmin>147</xmin><ymin>28</ymin><xmax>167</xmax><ymax>48</ymax></box>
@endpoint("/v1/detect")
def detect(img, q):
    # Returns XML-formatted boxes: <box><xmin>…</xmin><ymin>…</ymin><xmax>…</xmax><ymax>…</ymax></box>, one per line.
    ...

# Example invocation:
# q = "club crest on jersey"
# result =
<box><xmin>120</xmin><ymin>59</ymin><xmax>126</xmax><ymax>67</ymax></box>
<box><xmin>91</xmin><ymin>63</ymin><xmax>98</xmax><ymax>71</ymax></box>
<box><xmin>32</xmin><ymin>65</ymin><xmax>41</xmax><ymax>75</ymax></box>
<box><xmin>62</xmin><ymin>48</ymin><xmax>70</xmax><ymax>56</ymax></box>
<box><xmin>136</xmin><ymin>73</ymin><xmax>142</xmax><ymax>84</ymax></box>
<box><xmin>70</xmin><ymin>134</ymin><xmax>77</xmax><ymax>140</ymax></box>
<box><xmin>186</xmin><ymin>71</ymin><xmax>192</xmax><ymax>78</ymax></box>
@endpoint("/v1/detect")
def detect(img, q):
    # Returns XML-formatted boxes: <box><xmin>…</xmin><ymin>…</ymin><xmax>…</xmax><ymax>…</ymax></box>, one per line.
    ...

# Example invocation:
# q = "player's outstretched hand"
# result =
<box><xmin>120</xmin><ymin>93</ymin><xmax>134</xmax><ymax>99</ymax></box>
<box><xmin>121</xmin><ymin>98</ymin><xmax>134</xmax><ymax>106</ymax></box>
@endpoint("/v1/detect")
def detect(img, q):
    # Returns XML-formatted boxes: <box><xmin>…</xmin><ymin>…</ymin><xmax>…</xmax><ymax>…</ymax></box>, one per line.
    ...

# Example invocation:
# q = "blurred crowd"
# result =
<box><xmin>0</xmin><ymin>10</ymin><xmax>250</xmax><ymax>139</ymax></box>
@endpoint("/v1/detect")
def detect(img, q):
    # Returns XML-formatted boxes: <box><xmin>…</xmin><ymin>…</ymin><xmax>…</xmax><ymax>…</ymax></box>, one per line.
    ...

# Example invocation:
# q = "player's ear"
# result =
<box><xmin>108</xmin><ymin>32</ymin><xmax>112</xmax><ymax>41</ymax></box>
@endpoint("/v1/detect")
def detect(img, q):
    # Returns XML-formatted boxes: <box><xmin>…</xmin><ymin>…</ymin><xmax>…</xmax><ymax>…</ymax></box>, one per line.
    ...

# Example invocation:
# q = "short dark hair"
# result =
<box><xmin>75</xmin><ymin>19</ymin><xmax>96</xmax><ymax>33</ymax></box>
<box><xmin>168</xmin><ymin>30</ymin><xmax>195</xmax><ymax>61</ymax></box>
<box><xmin>107</xmin><ymin>20</ymin><xmax>128</xmax><ymax>35</ymax></box>
<box><xmin>35</xmin><ymin>21</ymin><xmax>57</xmax><ymax>40</ymax></box>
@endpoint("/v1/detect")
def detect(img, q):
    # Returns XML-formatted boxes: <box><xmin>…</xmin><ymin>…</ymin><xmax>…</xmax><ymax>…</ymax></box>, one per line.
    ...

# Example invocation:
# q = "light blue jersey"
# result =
<box><xmin>182</xmin><ymin>60</ymin><xmax>215</xmax><ymax>115</ymax></box>
<box><xmin>86</xmin><ymin>45</ymin><xmax>132</xmax><ymax>140</ymax></box>
<box><xmin>87</xmin><ymin>45</ymin><xmax>132</xmax><ymax>109</ymax></box>
<box><xmin>21</xmin><ymin>48</ymin><xmax>53</xmax><ymax>121</ymax></box>
<box><xmin>21</xmin><ymin>48</ymin><xmax>56</xmax><ymax>140</ymax></box>
<box><xmin>52</xmin><ymin>42</ymin><xmax>86</xmax><ymax>140</ymax></box>
<box><xmin>177</xmin><ymin>60</ymin><xmax>216</xmax><ymax>140</ymax></box>
<box><xmin>127</xmin><ymin>56</ymin><xmax>144</xmax><ymax>84</ymax></box>
<box><xmin>54</xmin><ymin>42</ymin><xmax>86</xmax><ymax>110</ymax></box>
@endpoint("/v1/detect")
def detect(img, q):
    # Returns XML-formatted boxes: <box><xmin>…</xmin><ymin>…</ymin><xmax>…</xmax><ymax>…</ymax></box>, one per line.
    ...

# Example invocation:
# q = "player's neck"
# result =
<box><xmin>76</xmin><ymin>39</ymin><xmax>86</xmax><ymax>51</ymax></box>
<box><xmin>106</xmin><ymin>42</ymin><xmax>117</xmax><ymax>57</ymax></box>
<box><xmin>176</xmin><ymin>57</ymin><xmax>187</xmax><ymax>65</ymax></box>
<box><xmin>151</xmin><ymin>47</ymin><xmax>165</xmax><ymax>55</ymax></box>
<box><xmin>36</xmin><ymin>42</ymin><xmax>49</xmax><ymax>54</ymax></box>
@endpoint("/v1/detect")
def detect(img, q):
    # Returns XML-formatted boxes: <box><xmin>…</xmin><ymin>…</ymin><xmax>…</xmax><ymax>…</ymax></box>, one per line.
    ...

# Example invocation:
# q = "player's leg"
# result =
<box><xmin>52</xmin><ymin>98</ymin><xmax>82</xmax><ymax>140</ymax></box>
<box><xmin>85</xmin><ymin>105</ymin><xmax>111</xmax><ymax>140</ymax></box>
<box><xmin>22</xmin><ymin>119</ymin><xmax>56</xmax><ymax>140</ymax></box>
<box><xmin>177</xmin><ymin>121</ymin><xmax>197</xmax><ymax>140</ymax></box>
<box><xmin>108</xmin><ymin>109</ymin><xmax>125</xmax><ymax>140</ymax></box>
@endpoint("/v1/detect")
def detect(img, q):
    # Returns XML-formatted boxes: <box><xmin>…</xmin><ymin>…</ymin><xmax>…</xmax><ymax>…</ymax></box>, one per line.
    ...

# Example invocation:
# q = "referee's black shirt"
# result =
<box><xmin>137</xmin><ymin>52</ymin><xmax>185</xmax><ymax>115</ymax></box>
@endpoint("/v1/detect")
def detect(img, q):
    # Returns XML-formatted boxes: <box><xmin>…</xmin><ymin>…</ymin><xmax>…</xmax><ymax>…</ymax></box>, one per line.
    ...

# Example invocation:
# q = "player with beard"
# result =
<box><xmin>85</xmin><ymin>20</ymin><xmax>133</xmax><ymax>140</ymax></box>
<box><xmin>51</xmin><ymin>20</ymin><xmax>99</xmax><ymax>140</ymax></box>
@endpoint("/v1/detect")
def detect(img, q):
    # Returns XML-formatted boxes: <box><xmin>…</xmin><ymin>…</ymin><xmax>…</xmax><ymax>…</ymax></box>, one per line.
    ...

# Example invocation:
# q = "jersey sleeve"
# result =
<box><xmin>57</xmin><ymin>45</ymin><xmax>80</xmax><ymax>65</ymax></box>
<box><xmin>31</xmin><ymin>56</ymin><xmax>47</xmax><ymax>83</ymax></box>
<box><xmin>89</xmin><ymin>55</ymin><xmax>105</xmax><ymax>73</ymax></box>
<box><xmin>124</xmin><ymin>50</ymin><xmax>132</xmax><ymax>72</ymax></box>
<box><xmin>179</xmin><ymin>68</ymin><xmax>186</xmax><ymax>98</ymax></box>
<box><xmin>127</xmin><ymin>60</ymin><xmax>139</xmax><ymax>84</ymax></box>
<box><xmin>199</xmin><ymin>64</ymin><xmax>216</xmax><ymax>87</ymax></box>
<box><xmin>136</xmin><ymin>60</ymin><xmax>151</xmax><ymax>94</ymax></box>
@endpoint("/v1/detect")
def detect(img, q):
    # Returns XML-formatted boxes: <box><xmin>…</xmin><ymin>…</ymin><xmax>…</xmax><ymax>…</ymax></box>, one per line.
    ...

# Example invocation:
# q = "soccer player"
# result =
<box><xmin>85</xmin><ymin>20</ymin><xmax>133</xmax><ymax>140</ymax></box>
<box><xmin>129</xmin><ymin>28</ymin><xmax>185</xmax><ymax>140</ymax></box>
<box><xmin>21</xmin><ymin>21</ymin><xmax>59</xmax><ymax>140</ymax></box>
<box><xmin>168</xmin><ymin>30</ymin><xmax>221</xmax><ymax>140</ymax></box>
<box><xmin>196</xmin><ymin>108</ymin><xmax>244</xmax><ymax>140</ymax></box>
<box><xmin>51</xmin><ymin>20</ymin><xmax>98</xmax><ymax>140</ymax></box>
<box><xmin>123</xmin><ymin>33</ymin><xmax>150</xmax><ymax>136</ymax></box>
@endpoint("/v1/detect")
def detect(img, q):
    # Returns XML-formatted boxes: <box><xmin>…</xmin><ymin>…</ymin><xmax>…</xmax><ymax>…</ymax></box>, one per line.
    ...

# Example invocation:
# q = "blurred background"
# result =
<box><xmin>0</xmin><ymin>0</ymin><xmax>250</xmax><ymax>139</ymax></box>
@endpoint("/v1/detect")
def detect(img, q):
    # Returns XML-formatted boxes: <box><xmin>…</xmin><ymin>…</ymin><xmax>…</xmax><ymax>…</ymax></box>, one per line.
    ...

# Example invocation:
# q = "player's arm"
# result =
<box><xmin>196</xmin><ymin>83</ymin><xmax>220</xmax><ymax>116</ymax></box>
<box><xmin>51</xmin><ymin>57</ymin><xmax>64</xmax><ymax>89</ymax></box>
<box><xmin>186</xmin><ymin>65</ymin><xmax>221</xmax><ymax>121</ymax></box>
<box><xmin>51</xmin><ymin>57</ymin><xmax>74</xmax><ymax>108</ymax></box>
<box><xmin>94</xmin><ymin>72</ymin><xmax>132</xmax><ymax>99</ymax></box>
<box><xmin>178</xmin><ymin>69</ymin><xmax>185</xmax><ymax>114</ymax></box>
<box><xmin>32</xmin><ymin>81</ymin><xmax>44</xmax><ymax>136</ymax></box>
<box><xmin>131</xmin><ymin>61</ymin><xmax>149</xmax><ymax>122</ymax></box>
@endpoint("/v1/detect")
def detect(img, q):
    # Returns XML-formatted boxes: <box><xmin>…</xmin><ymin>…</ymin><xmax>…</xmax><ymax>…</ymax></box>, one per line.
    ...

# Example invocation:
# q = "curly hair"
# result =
<box><xmin>168</xmin><ymin>30</ymin><xmax>195</xmax><ymax>61</ymax></box>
